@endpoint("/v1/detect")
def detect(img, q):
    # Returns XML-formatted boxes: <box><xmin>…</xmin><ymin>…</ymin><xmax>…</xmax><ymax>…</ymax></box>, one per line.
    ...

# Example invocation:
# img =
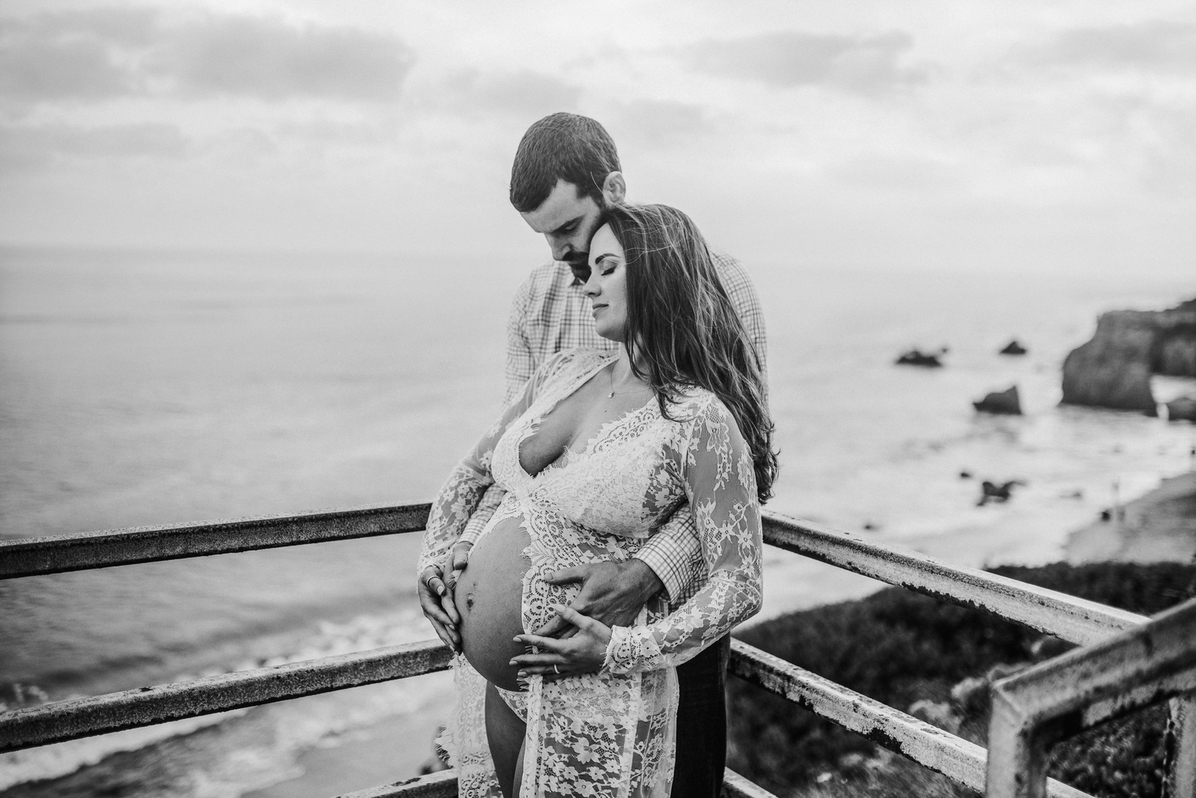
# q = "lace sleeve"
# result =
<box><xmin>417</xmin><ymin>372</ymin><xmax>538</xmax><ymax>576</ymax></box>
<box><xmin>604</xmin><ymin>396</ymin><xmax>763</xmax><ymax>674</ymax></box>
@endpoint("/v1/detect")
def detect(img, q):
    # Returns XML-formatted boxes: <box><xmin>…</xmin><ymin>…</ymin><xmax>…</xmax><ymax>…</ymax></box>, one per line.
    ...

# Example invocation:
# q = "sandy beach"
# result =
<box><xmin>1064</xmin><ymin>471</ymin><xmax>1196</xmax><ymax>565</ymax></box>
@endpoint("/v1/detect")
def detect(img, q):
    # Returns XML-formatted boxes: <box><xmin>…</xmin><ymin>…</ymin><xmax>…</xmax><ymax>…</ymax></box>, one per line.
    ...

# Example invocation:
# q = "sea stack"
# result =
<box><xmin>895</xmin><ymin>347</ymin><xmax>946</xmax><ymax>367</ymax></box>
<box><xmin>999</xmin><ymin>340</ymin><xmax>1027</xmax><ymax>356</ymax></box>
<box><xmin>1167</xmin><ymin>396</ymin><xmax>1196</xmax><ymax>423</ymax></box>
<box><xmin>973</xmin><ymin>385</ymin><xmax>1022</xmax><ymax>415</ymax></box>
<box><xmin>1061</xmin><ymin>298</ymin><xmax>1196</xmax><ymax>416</ymax></box>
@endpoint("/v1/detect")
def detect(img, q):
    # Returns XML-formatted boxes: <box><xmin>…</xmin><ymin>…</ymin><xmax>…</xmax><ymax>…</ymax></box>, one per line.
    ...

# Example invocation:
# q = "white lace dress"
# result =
<box><xmin>418</xmin><ymin>350</ymin><xmax>763</xmax><ymax>798</ymax></box>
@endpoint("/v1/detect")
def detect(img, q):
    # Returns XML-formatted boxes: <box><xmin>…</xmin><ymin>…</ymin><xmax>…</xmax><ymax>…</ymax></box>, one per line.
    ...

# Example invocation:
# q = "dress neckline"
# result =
<box><xmin>516</xmin><ymin>354</ymin><xmax>657</xmax><ymax>480</ymax></box>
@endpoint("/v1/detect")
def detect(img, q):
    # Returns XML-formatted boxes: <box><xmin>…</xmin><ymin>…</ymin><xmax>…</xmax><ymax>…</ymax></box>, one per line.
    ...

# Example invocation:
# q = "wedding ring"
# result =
<box><xmin>553</xmin><ymin>664</ymin><xmax>560</xmax><ymax>675</ymax></box>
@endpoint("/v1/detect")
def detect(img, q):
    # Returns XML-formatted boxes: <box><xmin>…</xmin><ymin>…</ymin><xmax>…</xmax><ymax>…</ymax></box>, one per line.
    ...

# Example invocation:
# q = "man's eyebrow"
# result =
<box><xmin>549</xmin><ymin>216</ymin><xmax>582</xmax><ymax>235</ymax></box>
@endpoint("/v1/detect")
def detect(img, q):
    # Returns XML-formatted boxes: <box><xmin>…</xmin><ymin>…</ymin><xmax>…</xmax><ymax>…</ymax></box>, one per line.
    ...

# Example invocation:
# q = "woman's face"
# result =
<box><xmin>583</xmin><ymin>223</ymin><xmax>629</xmax><ymax>343</ymax></box>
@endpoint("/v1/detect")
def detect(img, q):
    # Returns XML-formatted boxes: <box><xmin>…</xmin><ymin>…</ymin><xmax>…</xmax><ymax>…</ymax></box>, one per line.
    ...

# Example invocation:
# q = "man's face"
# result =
<box><xmin>520</xmin><ymin>179</ymin><xmax>606</xmax><ymax>282</ymax></box>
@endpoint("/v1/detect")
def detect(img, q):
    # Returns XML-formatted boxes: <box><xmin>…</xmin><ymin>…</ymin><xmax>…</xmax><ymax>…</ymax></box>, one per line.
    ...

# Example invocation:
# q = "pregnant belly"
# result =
<box><xmin>454</xmin><ymin>515</ymin><xmax>531</xmax><ymax>692</ymax></box>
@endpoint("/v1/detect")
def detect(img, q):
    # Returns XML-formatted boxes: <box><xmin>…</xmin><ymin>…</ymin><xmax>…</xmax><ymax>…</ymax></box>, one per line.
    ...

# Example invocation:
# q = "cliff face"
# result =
<box><xmin>1061</xmin><ymin>299</ymin><xmax>1196</xmax><ymax>415</ymax></box>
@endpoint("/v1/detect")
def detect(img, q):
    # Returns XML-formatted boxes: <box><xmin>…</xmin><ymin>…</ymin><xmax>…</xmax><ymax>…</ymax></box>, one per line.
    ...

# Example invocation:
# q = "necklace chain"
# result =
<box><xmin>608</xmin><ymin>363</ymin><xmax>650</xmax><ymax>398</ymax></box>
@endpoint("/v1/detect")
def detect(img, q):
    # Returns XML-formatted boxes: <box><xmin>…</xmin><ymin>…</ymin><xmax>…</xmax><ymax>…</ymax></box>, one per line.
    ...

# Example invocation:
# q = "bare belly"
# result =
<box><xmin>454</xmin><ymin>515</ymin><xmax>531</xmax><ymax>692</ymax></box>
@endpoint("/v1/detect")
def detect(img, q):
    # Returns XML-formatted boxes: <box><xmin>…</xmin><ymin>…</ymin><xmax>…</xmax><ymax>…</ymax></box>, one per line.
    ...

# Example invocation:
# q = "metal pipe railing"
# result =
<box><xmin>0</xmin><ymin>640</ymin><xmax>452</xmax><ymax>753</ymax></box>
<box><xmin>986</xmin><ymin>597</ymin><xmax>1196</xmax><ymax>798</ymax></box>
<box><xmin>3</xmin><ymin>505</ymin><xmax>1183</xmax><ymax>797</ymax></box>
<box><xmin>329</xmin><ymin>767</ymin><xmax>779</xmax><ymax>798</ymax></box>
<box><xmin>1</xmin><ymin>507</ymin><xmax>1147</xmax><ymax>647</ymax></box>
<box><xmin>0</xmin><ymin>504</ymin><xmax>431</xmax><ymax>579</ymax></box>
<box><xmin>728</xmin><ymin>640</ymin><xmax>1091</xmax><ymax>798</ymax></box>
<box><xmin>334</xmin><ymin>770</ymin><xmax>456</xmax><ymax>798</ymax></box>
<box><xmin>762</xmin><ymin>512</ymin><xmax>1145</xmax><ymax>646</ymax></box>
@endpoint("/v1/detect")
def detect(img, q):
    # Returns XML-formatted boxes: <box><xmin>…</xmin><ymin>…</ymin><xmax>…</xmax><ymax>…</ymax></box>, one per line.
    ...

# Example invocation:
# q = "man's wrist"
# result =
<box><xmin>626</xmin><ymin>558</ymin><xmax>664</xmax><ymax>603</ymax></box>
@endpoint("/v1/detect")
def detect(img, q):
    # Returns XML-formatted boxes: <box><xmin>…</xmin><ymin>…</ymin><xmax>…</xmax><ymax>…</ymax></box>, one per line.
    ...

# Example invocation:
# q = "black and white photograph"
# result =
<box><xmin>2</xmin><ymin>3</ymin><xmax>1195</xmax><ymax>797</ymax></box>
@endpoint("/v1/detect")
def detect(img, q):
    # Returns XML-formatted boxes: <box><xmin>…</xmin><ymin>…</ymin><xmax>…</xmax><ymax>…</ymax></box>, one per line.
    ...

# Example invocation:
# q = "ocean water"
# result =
<box><xmin>1</xmin><ymin>245</ymin><xmax>1193</xmax><ymax>796</ymax></box>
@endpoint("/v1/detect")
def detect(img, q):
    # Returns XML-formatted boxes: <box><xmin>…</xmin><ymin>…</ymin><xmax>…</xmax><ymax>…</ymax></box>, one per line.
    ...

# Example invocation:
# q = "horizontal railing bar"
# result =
<box><xmin>728</xmin><ymin>640</ymin><xmax>1090</xmax><ymax>798</ymax></box>
<box><xmin>762</xmin><ymin>512</ymin><xmax>1145</xmax><ymax>646</ymax></box>
<box><xmin>335</xmin><ymin>769</ymin><xmax>457</xmax><ymax>798</ymax></box>
<box><xmin>0</xmin><ymin>639</ymin><xmax>452</xmax><ymax>753</ymax></box>
<box><xmin>0</xmin><ymin>504</ymin><xmax>431</xmax><ymax>580</ymax></box>
<box><xmin>723</xmin><ymin>767</ymin><xmax>782</xmax><ymax>797</ymax></box>
<box><xmin>0</xmin><ymin>507</ymin><xmax>1153</xmax><ymax>649</ymax></box>
<box><xmin>331</xmin><ymin>767</ymin><xmax>773</xmax><ymax>798</ymax></box>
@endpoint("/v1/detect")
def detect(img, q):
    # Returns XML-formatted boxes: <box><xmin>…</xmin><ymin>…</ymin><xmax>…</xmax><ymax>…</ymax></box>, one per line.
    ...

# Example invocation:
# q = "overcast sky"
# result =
<box><xmin>1</xmin><ymin>1</ymin><xmax>1194</xmax><ymax>275</ymax></box>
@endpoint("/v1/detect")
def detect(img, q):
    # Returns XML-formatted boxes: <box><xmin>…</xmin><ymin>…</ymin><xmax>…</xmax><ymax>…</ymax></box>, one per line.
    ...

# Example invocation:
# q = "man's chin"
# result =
<box><xmin>564</xmin><ymin>259</ymin><xmax>590</xmax><ymax>283</ymax></box>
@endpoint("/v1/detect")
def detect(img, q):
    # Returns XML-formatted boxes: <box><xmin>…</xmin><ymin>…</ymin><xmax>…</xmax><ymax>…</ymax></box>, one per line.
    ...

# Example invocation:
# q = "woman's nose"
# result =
<box><xmin>582</xmin><ymin>269</ymin><xmax>599</xmax><ymax>296</ymax></box>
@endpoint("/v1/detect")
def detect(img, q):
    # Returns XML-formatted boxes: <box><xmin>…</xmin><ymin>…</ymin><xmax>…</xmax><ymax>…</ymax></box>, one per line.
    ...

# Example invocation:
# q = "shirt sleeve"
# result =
<box><xmin>603</xmin><ymin>397</ymin><xmax>764</xmax><ymax>674</ymax></box>
<box><xmin>633</xmin><ymin>508</ymin><xmax>701</xmax><ymax>605</ymax></box>
<box><xmin>713</xmin><ymin>253</ymin><xmax>768</xmax><ymax>382</ymax></box>
<box><xmin>504</xmin><ymin>274</ymin><xmax>536</xmax><ymax>406</ymax></box>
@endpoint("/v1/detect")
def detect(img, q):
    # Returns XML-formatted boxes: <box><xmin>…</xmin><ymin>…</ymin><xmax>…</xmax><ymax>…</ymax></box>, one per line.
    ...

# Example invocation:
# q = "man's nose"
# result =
<box><xmin>547</xmin><ymin>236</ymin><xmax>572</xmax><ymax>262</ymax></box>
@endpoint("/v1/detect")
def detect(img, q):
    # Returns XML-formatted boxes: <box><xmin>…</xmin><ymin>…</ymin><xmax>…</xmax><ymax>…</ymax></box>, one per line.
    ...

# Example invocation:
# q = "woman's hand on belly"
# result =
<box><xmin>511</xmin><ymin>605</ymin><xmax>613</xmax><ymax>680</ymax></box>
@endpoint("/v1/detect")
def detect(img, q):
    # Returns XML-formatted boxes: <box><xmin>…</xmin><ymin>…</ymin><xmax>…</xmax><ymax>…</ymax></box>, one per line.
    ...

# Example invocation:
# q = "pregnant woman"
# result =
<box><xmin>418</xmin><ymin>203</ymin><xmax>777</xmax><ymax>798</ymax></box>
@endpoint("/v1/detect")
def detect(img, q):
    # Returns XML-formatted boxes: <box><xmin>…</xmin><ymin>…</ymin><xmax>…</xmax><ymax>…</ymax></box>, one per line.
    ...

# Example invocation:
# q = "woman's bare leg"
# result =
<box><xmin>485</xmin><ymin>682</ymin><xmax>525</xmax><ymax>798</ymax></box>
<box><xmin>512</xmin><ymin>738</ymin><xmax>526</xmax><ymax>798</ymax></box>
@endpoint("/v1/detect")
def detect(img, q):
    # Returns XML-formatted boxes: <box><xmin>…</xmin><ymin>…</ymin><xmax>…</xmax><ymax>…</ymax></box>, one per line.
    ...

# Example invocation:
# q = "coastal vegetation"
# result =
<box><xmin>728</xmin><ymin>561</ymin><xmax>1196</xmax><ymax>797</ymax></box>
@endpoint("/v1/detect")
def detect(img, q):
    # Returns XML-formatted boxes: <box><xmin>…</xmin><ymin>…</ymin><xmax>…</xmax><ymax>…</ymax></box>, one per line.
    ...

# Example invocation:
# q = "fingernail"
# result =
<box><xmin>517</xmin><ymin>670</ymin><xmax>527</xmax><ymax>679</ymax></box>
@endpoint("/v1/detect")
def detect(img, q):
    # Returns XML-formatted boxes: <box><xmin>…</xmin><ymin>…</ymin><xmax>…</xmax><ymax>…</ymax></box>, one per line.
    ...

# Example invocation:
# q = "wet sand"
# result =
<box><xmin>1064</xmin><ymin>471</ymin><xmax>1196</xmax><ymax>564</ymax></box>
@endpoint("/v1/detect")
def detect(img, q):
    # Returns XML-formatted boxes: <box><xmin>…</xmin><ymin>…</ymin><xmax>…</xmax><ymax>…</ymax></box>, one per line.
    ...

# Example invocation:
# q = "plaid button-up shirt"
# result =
<box><xmin>461</xmin><ymin>250</ymin><xmax>767</xmax><ymax>606</ymax></box>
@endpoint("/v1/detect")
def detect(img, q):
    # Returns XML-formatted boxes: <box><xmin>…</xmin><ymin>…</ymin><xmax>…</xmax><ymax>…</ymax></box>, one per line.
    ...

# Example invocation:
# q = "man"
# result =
<box><xmin>418</xmin><ymin>112</ymin><xmax>767</xmax><ymax>798</ymax></box>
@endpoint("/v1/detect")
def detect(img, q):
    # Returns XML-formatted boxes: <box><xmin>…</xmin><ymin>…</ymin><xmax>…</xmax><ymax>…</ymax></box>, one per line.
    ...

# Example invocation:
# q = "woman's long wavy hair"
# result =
<box><xmin>601</xmin><ymin>203</ymin><xmax>778</xmax><ymax>502</ymax></box>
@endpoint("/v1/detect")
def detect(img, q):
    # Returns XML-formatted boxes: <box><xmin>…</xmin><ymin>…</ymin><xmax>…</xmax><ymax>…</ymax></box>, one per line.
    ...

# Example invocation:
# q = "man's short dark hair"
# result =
<box><xmin>509</xmin><ymin>113</ymin><xmax>621</xmax><ymax>213</ymax></box>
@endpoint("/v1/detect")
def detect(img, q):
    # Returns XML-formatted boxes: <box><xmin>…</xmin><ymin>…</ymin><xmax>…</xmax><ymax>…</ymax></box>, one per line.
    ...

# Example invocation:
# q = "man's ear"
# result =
<box><xmin>602</xmin><ymin>171</ymin><xmax>626</xmax><ymax>205</ymax></box>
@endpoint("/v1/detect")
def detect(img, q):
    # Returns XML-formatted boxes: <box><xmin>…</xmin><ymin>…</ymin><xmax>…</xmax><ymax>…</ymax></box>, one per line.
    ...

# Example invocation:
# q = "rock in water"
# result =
<box><xmin>1167</xmin><ymin>395</ymin><xmax>1196</xmax><ymax>423</ymax></box>
<box><xmin>973</xmin><ymin>385</ymin><xmax>1022</xmax><ymax>415</ymax></box>
<box><xmin>895</xmin><ymin>347</ymin><xmax>945</xmax><ymax>367</ymax></box>
<box><xmin>999</xmin><ymin>340</ymin><xmax>1027</xmax><ymax>355</ymax></box>
<box><xmin>978</xmin><ymin>480</ymin><xmax>1023</xmax><ymax>506</ymax></box>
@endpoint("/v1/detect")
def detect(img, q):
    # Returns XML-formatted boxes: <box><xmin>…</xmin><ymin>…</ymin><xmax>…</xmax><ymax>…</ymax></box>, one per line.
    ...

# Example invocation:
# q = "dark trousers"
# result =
<box><xmin>670</xmin><ymin>635</ymin><xmax>729</xmax><ymax>798</ymax></box>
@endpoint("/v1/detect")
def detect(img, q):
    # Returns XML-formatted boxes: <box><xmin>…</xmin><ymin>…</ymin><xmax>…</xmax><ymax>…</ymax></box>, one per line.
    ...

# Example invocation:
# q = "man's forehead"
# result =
<box><xmin>520</xmin><ymin>180</ymin><xmax>597</xmax><ymax>234</ymax></box>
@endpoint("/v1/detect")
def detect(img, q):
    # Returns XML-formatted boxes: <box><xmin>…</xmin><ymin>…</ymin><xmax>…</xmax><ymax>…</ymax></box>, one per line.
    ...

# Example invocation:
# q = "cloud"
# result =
<box><xmin>0</xmin><ymin>9</ymin><xmax>154</xmax><ymax>101</ymax></box>
<box><xmin>1028</xmin><ymin>20</ymin><xmax>1196</xmax><ymax>73</ymax></box>
<box><xmin>434</xmin><ymin>68</ymin><xmax>582</xmax><ymax>116</ymax></box>
<box><xmin>826</xmin><ymin>154</ymin><xmax>964</xmax><ymax>192</ymax></box>
<box><xmin>154</xmin><ymin>13</ymin><xmax>415</xmax><ymax>101</ymax></box>
<box><xmin>0</xmin><ymin>122</ymin><xmax>188</xmax><ymax>172</ymax></box>
<box><xmin>608</xmin><ymin>99</ymin><xmax>711</xmax><ymax>149</ymax></box>
<box><xmin>0</xmin><ymin>8</ymin><xmax>416</xmax><ymax>104</ymax></box>
<box><xmin>681</xmin><ymin>30</ymin><xmax>929</xmax><ymax>97</ymax></box>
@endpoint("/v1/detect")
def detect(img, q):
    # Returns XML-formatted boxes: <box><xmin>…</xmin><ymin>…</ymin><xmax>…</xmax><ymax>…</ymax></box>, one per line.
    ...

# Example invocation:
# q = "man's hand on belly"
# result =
<box><xmin>533</xmin><ymin>560</ymin><xmax>663</xmax><ymax>638</ymax></box>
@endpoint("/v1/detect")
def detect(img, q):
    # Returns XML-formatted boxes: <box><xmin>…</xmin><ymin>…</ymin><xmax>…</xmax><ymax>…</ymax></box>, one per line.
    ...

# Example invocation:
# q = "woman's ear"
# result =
<box><xmin>602</xmin><ymin>171</ymin><xmax>626</xmax><ymax>205</ymax></box>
